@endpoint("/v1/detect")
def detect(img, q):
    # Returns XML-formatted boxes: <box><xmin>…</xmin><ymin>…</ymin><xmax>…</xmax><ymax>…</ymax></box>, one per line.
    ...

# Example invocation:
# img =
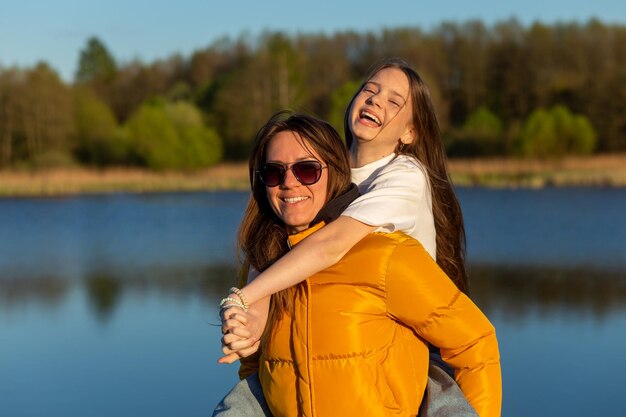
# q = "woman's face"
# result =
<box><xmin>348</xmin><ymin>67</ymin><xmax>415</xmax><ymax>155</ymax></box>
<box><xmin>264</xmin><ymin>130</ymin><xmax>328</xmax><ymax>234</ymax></box>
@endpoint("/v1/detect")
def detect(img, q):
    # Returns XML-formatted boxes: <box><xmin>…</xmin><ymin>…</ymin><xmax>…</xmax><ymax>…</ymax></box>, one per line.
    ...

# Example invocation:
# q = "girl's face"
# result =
<box><xmin>348</xmin><ymin>67</ymin><xmax>416</xmax><ymax>155</ymax></box>
<box><xmin>264</xmin><ymin>130</ymin><xmax>329</xmax><ymax>234</ymax></box>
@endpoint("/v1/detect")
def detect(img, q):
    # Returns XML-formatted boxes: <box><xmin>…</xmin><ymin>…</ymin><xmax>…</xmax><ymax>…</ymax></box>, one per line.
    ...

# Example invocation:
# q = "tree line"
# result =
<box><xmin>1</xmin><ymin>18</ymin><xmax>624</xmax><ymax>170</ymax></box>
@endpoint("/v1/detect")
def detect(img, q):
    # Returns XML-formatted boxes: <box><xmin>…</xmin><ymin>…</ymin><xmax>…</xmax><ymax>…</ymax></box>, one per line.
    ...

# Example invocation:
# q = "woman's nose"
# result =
<box><xmin>280</xmin><ymin>167</ymin><xmax>299</xmax><ymax>188</ymax></box>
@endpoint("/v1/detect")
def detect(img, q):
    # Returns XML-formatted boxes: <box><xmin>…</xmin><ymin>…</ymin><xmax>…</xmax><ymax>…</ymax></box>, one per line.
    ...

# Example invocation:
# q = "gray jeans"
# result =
<box><xmin>212</xmin><ymin>372</ymin><xmax>271</xmax><ymax>417</ymax></box>
<box><xmin>212</xmin><ymin>361</ymin><xmax>478</xmax><ymax>417</ymax></box>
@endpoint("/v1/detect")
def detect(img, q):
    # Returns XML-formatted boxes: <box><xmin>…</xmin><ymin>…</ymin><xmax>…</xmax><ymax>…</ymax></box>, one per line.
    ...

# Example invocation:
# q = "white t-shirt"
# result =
<box><xmin>342</xmin><ymin>153</ymin><xmax>437</xmax><ymax>259</ymax></box>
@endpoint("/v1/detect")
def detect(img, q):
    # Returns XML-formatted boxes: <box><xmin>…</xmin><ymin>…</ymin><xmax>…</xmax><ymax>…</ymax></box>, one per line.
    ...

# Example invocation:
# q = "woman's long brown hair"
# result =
<box><xmin>238</xmin><ymin>111</ymin><xmax>351</xmax><ymax>350</ymax></box>
<box><xmin>344</xmin><ymin>58</ymin><xmax>469</xmax><ymax>294</ymax></box>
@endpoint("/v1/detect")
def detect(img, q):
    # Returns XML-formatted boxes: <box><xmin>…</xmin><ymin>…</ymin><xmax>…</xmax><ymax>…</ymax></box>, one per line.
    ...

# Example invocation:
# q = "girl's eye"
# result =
<box><xmin>390</xmin><ymin>100</ymin><xmax>400</xmax><ymax>107</ymax></box>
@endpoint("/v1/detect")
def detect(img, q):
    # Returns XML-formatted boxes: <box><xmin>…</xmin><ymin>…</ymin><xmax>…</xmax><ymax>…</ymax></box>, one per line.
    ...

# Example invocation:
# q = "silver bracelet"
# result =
<box><xmin>219</xmin><ymin>297</ymin><xmax>247</xmax><ymax>312</ymax></box>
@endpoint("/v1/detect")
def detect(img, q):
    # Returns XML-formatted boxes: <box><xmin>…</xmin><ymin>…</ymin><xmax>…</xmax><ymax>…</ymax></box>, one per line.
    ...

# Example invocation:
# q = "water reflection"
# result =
<box><xmin>2</xmin><ymin>262</ymin><xmax>624</xmax><ymax>323</ymax></box>
<box><xmin>469</xmin><ymin>264</ymin><xmax>626</xmax><ymax>320</ymax></box>
<box><xmin>0</xmin><ymin>263</ymin><xmax>239</xmax><ymax>320</ymax></box>
<box><xmin>0</xmin><ymin>276</ymin><xmax>69</xmax><ymax>310</ymax></box>
<box><xmin>84</xmin><ymin>274</ymin><xmax>122</xmax><ymax>322</ymax></box>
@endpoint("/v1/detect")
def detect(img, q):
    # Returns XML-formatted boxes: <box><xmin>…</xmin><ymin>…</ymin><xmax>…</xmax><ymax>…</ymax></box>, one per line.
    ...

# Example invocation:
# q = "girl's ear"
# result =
<box><xmin>400</xmin><ymin>126</ymin><xmax>417</xmax><ymax>145</ymax></box>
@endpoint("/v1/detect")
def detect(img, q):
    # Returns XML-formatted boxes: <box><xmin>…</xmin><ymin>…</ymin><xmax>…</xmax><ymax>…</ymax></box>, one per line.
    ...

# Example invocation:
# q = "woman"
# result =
<box><xmin>217</xmin><ymin>112</ymin><xmax>501</xmax><ymax>417</ymax></box>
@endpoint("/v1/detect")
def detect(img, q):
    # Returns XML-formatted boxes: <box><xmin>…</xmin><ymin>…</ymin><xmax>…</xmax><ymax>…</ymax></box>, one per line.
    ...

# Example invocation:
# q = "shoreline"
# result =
<box><xmin>1</xmin><ymin>154</ymin><xmax>625</xmax><ymax>197</ymax></box>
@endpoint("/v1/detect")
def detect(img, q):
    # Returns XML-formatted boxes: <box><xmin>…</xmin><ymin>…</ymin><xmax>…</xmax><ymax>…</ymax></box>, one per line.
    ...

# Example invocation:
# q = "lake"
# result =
<box><xmin>1</xmin><ymin>188</ymin><xmax>625</xmax><ymax>417</ymax></box>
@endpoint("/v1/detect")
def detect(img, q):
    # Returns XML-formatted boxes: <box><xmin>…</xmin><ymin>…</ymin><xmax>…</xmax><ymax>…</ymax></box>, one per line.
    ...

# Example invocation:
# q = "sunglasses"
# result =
<box><xmin>257</xmin><ymin>161</ymin><xmax>326</xmax><ymax>187</ymax></box>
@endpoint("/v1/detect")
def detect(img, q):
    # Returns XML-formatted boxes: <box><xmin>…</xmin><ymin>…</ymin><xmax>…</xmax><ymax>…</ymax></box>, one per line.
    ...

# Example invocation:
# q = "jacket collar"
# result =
<box><xmin>287</xmin><ymin>221</ymin><xmax>326</xmax><ymax>248</ymax></box>
<box><xmin>287</xmin><ymin>183</ymin><xmax>360</xmax><ymax>249</ymax></box>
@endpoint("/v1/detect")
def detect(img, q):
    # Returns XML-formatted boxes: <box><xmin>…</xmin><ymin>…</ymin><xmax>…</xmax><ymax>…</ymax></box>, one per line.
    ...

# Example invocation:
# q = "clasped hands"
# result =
<box><xmin>218</xmin><ymin>293</ymin><xmax>268</xmax><ymax>364</ymax></box>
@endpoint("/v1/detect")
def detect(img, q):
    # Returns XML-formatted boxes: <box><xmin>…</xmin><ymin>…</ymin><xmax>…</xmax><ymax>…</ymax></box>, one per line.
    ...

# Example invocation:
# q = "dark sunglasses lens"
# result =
<box><xmin>292</xmin><ymin>162</ymin><xmax>321</xmax><ymax>185</ymax></box>
<box><xmin>260</xmin><ymin>164</ymin><xmax>284</xmax><ymax>187</ymax></box>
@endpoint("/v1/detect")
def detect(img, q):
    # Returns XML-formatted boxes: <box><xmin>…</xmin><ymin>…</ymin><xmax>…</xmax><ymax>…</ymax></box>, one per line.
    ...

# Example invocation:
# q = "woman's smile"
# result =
<box><xmin>280</xmin><ymin>195</ymin><xmax>310</xmax><ymax>204</ymax></box>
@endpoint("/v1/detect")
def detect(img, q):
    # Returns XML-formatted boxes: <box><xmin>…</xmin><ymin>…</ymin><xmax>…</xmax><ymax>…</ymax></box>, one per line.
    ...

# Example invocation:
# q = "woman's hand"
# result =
<box><xmin>217</xmin><ymin>296</ymin><xmax>269</xmax><ymax>364</ymax></box>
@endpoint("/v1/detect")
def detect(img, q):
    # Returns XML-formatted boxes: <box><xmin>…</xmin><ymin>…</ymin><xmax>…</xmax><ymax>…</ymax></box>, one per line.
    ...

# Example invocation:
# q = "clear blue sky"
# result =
<box><xmin>1</xmin><ymin>0</ymin><xmax>625</xmax><ymax>82</ymax></box>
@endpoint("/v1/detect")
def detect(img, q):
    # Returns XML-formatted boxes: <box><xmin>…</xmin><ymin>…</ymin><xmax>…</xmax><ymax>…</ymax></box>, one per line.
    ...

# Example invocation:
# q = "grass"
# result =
<box><xmin>1</xmin><ymin>154</ymin><xmax>625</xmax><ymax>197</ymax></box>
<box><xmin>448</xmin><ymin>153</ymin><xmax>626</xmax><ymax>188</ymax></box>
<box><xmin>0</xmin><ymin>164</ymin><xmax>250</xmax><ymax>197</ymax></box>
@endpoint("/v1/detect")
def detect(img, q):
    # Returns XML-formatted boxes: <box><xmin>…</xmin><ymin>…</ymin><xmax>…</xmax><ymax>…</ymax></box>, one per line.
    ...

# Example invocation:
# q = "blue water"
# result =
<box><xmin>460</xmin><ymin>187</ymin><xmax>626</xmax><ymax>269</ymax></box>
<box><xmin>0</xmin><ymin>188</ymin><xmax>625</xmax><ymax>417</ymax></box>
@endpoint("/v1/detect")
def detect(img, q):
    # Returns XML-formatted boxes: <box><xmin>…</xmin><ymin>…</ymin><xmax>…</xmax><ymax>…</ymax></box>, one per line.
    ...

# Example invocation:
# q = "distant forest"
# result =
<box><xmin>1</xmin><ymin>19</ymin><xmax>625</xmax><ymax>170</ymax></box>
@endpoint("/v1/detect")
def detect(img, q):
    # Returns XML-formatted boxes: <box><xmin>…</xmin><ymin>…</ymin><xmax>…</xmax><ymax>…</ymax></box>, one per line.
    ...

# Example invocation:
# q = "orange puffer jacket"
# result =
<box><xmin>259</xmin><ymin>226</ymin><xmax>502</xmax><ymax>417</ymax></box>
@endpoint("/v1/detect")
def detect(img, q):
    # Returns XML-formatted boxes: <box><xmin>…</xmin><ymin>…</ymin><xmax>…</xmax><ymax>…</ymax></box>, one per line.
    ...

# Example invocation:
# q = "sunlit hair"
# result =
<box><xmin>344</xmin><ymin>58</ymin><xmax>468</xmax><ymax>293</ymax></box>
<box><xmin>238</xmin><ymin>110</ymin><xmax>351</xmax><ymax>349</ymax></box>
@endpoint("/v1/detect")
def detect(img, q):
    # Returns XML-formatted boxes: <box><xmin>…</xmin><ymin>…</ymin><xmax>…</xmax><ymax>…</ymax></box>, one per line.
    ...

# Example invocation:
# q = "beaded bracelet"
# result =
<box><xmin>219</xmin><ymin>297</ymin><xmax>247</xmax><ymax>312</ymax></box>
<box><xmin>229</xmin><ymin>287</ymin><xmax>250</xmax><ymax>311</ymax></box>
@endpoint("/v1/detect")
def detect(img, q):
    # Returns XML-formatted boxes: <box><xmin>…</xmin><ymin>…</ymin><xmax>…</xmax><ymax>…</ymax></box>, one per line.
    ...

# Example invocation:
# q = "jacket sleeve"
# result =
<box><xmin>385</xmin><ymin>239</ymin><xmax>502</xmax><ymax>417</ymax></box>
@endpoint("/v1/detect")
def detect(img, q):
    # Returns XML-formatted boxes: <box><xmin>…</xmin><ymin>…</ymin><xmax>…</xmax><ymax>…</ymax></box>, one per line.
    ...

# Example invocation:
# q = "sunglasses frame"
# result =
<box><xmin>257</xmin><ymin>160</ymin><xmax>326</xmax><ymax>187</ymax></box>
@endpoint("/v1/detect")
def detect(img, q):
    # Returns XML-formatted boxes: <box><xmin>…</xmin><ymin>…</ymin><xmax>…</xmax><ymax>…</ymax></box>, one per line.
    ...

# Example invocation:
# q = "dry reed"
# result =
<box><xmin>1</xmin><ymin>154</ymin><xmax>625</xmax><ymax>197</ymax></box>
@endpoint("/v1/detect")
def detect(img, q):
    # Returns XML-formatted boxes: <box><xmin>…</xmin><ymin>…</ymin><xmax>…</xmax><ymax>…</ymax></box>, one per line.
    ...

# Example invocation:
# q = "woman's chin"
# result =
<box><xmin>284</xmin><ymin>219</ymin><xmax>311</xmax><ymax>235</ymax></box>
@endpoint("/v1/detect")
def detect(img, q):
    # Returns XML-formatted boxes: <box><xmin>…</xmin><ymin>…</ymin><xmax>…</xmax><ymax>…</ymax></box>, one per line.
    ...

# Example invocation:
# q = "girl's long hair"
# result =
<box><xmin>238</xmin><ymin>111</ymin><xmax>351</xmax><ymax>349</ymax></box>
<box><xmin>344</xmin><ymin>58</ymin><xmax>468</xmax><ymax>293</ymax></box>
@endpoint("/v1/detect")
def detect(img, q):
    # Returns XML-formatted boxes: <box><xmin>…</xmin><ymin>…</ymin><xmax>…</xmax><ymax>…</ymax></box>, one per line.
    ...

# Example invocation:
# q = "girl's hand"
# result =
<box><xmin>218</xmin><ymin>335</ymin><xmax>260</xmax><ymax>364</ymax></box>
<box><xmin>218</xmin><ymin>306</ymin><xmax>256</xmax><ymax>363</ymax></box>
<box><xmin>217</xmin><ymin>298</ymin><xmax>268</xmax><ymax>363</ymax></box>
<box><xmin>219</xmin><ymin>326</ymin><xmax>259</xmax><ymax>364</ymax></box>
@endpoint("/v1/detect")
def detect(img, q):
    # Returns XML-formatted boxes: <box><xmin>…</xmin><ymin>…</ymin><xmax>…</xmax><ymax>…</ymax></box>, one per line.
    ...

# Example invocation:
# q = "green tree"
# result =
<box><xmin>0</xmin><ymin>69</ymin><xmax>20</xmax><ymax>167</ymax></box>
<box><xmin>15</xmin><ymin>63</ymin><xmax>75</xmax><ymax>164</ymax></box>
<box><xmin>73</xmin><ymin>87</ymin><xmax>128</xmax><ymax>166</ymax></box>
<box><xmin>328</xmin><ymin>80</ymin><xmax>361</xmax><ymax>138</ymax></box>
<box><xmin>125</xmin><ymin>100</ymin><xmax>179</xmax><ymax>170</ymax></box>
<box><xmin>166</xmin><ymin>101</ymin><xmax>222</xmax><ymax>168</ymax></box>
<box><xmin>520</xmin><ymin>108</ymin><xmax>557</xmax><ymax>157</ymax></box>
<box><xmin>75</xmin><ymin>37</ymin><xmax>117</xmax><ymax>83</ymax></box>
<box><xmin>436</xmin><ymin>21</ymin><xmax>490</xmax><ymax>124</ymax></box>
<box><xmin>486</xmin><ymin>19</ymin><xmax>533</xmax><ymax>123</ymax></box>
<box><xmin>125</xmin><ymin>100</ymin><xmax>222</xmax><ymax>170</ymax></box>
<box><xmin>448</xmin><ymin>106</ymin><xmax>504</xmax><ymax>156</ymax></box>
<box><xmin>212</xmin><ymin>33</ymin><xmax>306</xmax><ymax>159</ymax></box>
<box><xmin>518</xmin><ymin>105</ymin><xmax>596</xmax><ymax>157</ymax></box>
<box><xmin>567</xmin><ymin>114</ymin><xmax>596</xmax><ymax>155</ymax></box>
<box><xmin>296</xmin><ymin>33</ymin><xmax>354</xmax><ymax>119</ymax></box>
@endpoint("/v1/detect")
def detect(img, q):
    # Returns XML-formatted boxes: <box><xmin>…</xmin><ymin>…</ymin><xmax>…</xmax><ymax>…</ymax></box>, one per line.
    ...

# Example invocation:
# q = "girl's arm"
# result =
<box><xmin>236</xmin><ymin>216</ymin><xmax>376</xmax><ymax>305</ymax></box>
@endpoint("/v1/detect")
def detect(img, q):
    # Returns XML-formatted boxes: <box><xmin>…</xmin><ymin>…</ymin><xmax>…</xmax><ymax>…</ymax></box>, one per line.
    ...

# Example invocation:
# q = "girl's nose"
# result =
<box><xmin>366</xmin><ymin>92</ymin><xmax>383</xmax><ymax>108</ymax></box>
